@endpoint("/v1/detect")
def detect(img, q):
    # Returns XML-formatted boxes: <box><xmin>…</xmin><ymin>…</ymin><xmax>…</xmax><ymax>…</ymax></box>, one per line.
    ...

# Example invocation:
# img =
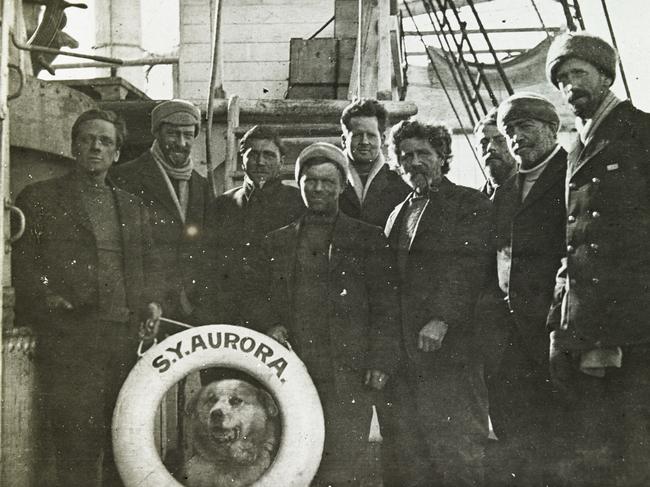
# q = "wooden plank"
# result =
<box><xmin>337</xmin><ymin>38</ymin><xmax>356</xmax><ymax>85</ymax></box>
<box><xmin>335</xmin><ymin>0</ymin><xmax>359</xmax><ymax>39</ymax></box>
<box><xmin>225</xmin><ymin>95</ymin><xmax>240</xmax><ymax>190</ymax></box>
<box><xmin>289</xmin><ymin>38</ymin><xmax>338</xmax><ymax>84</ymax></box>
<box><xmin>390</xmin><ymin>16</ymin><xmax>405</xmax><ymax>90</ymax></box>
<box><xmin>224</xmin><ymin>4</ymin><xmax>334</xmax><ymax>24</ymax></box>
<box><xmin>221</xmin><ymin>22</ymin><xmax>327</xmax><ymax>43</ymax></box>
<box><xmin>223</xmin><ymin>61</ymin><xmax>289</xmax><ymax>81</ymax></box>
<box><xmin>221</xmin><ymin>80</ymin><xmax>288</xmax><ymax>99</ymax></box>
<box><xmin>222</xmin><ymin>42</ymin><xmax>290</xmax><ymax>62</ymax></box>
<box><xmin>286</xmin><ymin>85</ymin><xmax>337</xmax><ymax>99</ymax></box>
<box><xmin>377</xmin><ymin>0</ymin><xmax>392</xmax><ymax>100</ymax></box>
<box><xmin>348</xmin><ymin>0</ymin><xmax>379</xmax><ymax>100</ymax></box>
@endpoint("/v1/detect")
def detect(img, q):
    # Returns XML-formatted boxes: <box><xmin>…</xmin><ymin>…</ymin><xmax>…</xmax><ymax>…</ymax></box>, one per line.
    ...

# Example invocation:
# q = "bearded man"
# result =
<box><xmin>111</xmin><ymin>99</ymin><xmax>211</xmax><ymax>322</ymax></box>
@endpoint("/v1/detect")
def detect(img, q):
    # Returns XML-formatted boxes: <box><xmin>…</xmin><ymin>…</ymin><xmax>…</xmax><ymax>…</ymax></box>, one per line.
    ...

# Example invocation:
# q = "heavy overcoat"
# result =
<box><xmin>384</xmin><ymin>178</ymin><xmax>493</xmax><ymax>364</ymax></box>
<box><xmin>257</xmin><ymin>212</ymin><xmax>400</xmax><ymax>376</ymax></box>
<box><xmin>110</xmin><ymin>151</ymin><xmax>210</xmax><ymax>318</ymax></box>
<box><xmin>205</xmin><ymin>179</ymin><xmax>304</xmax><ymax>324</ymax></box>
<box><xmin>479</xmin><ymin>148</ymin><xmax>567</xmax><ymax>364</ymax></box>
<box><xmin>13</xmin><ymin>173</ymin><xmax>163</xmax><ymax>329</ymax></box>
<box><xmin>548</xmin><ymin>101</ymin><xmax>650</xmax><ymax>349</ymax></box>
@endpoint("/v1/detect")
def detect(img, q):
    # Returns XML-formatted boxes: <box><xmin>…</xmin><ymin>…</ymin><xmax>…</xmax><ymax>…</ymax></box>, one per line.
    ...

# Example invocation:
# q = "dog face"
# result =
<box><xmin>186</xmin><ymin>379</ymin><xmax>279</xmax><ymax>467</ymax></box>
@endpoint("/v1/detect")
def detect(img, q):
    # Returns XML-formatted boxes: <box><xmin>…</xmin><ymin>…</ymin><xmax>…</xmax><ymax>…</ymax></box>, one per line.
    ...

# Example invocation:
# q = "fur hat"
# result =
<box><xmin>546</xmin><ymin>32</ymin><xmax>618</xmax><ymax>88</ymax></box>
<box><xmin>294</xmin><ymin>142</ymin><xmax>349</xmax><ymax>183</ymax></box>
<box><xmin>497</xmin><ymin>92</ymin><xmax>560</xmax><ymax>133</ymax></box>
<box><xmin>151</xmin><ymin>99</ymin><xmax>201</xmax><ymax>136</ymax></box>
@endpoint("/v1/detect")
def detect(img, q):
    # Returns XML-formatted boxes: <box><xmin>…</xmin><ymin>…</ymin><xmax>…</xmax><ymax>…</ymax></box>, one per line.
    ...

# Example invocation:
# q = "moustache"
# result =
<box><xmin>568</xmin><ymin>89</ymin><xmax>589</xmax><ymax>104</ymax></box>
<box><xmin>164</xmin><ymin>144</ymin><xmax>190</xmax><ymax>155</ymax></box>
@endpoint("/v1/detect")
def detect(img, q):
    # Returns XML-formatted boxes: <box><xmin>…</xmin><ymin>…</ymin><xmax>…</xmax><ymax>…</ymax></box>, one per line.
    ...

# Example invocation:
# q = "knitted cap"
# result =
<box><xmin>497</xmin><ymin>92</ymin><xmax>560</xmax><ymax>133</ymax></box>
<box><xmin>294</xmin><ymin>142</ymin><xmax>349</xmax><ymax>183</ymax></box>
<box><xmin>151</xmin><ymin>99</ymin><xmax>201</xmax><ymax>136</ymax></box>
<box><xmin>546</xmin><ymin>32</ymin><xmax>617</xmax><ymax>87</ymax></box>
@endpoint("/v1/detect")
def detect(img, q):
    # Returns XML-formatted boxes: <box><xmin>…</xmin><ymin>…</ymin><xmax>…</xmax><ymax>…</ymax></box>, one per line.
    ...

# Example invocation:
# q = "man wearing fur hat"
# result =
<box><xmin>476</xmin><ymin>93</ymin><xmax>567</xmax><ymax>485</ymax></box>
<box><xmin>546</xmin><ymin>32</ymin><xmax>650</xmax><ymax>485</ymax></box>
<box><xmin>255</xmin><ymin>142</ymin><xmax>400</xmax><ymax>486</ymax></box>
<box><xmin>111</xmin><ymin>99</ymin><xmax>211</xmax><ymax>322</ymax></box>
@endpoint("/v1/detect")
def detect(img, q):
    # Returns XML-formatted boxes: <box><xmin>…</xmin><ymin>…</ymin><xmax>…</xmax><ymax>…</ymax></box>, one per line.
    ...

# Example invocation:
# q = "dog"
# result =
<box><xmin>180</xmin><ymin>379</ymin><xmax>280</xmax><ymax>487</ymax></box>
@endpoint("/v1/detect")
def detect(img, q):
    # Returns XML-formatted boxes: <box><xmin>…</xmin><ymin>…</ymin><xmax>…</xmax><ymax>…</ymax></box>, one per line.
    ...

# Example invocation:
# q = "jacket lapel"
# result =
<box><xmin>570</xmin><ymin>102</ymin><xmax>631</xmax><ymax>178</ymax></box>
<box><xmin>141</xmin><ymin>157</ymin><xmax>182</xmax><ymax>219</ymax></box>
<box><xmin>57</xmin><ymin>174</ymin><xmax>94</xmax><ymax>234</ymax></box>
<box><xmin>272</xmin><ymin>220</ymin><xmax>300</xmax><ymax>294</ymax></box>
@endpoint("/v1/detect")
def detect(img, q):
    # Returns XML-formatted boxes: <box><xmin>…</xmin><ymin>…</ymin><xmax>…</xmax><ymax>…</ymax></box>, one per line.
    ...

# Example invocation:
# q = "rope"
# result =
<box><xmin>403</xmin><ymin>1</ymin><xmax>486</xmax><ymax>181</ymax></box>
<box><xmin>600</xmin><ymin>0</ymin><xmax>632</xmax><ymax>102</ymax></box>
<box><xmin>530</xmin><ymin>0</ymin><xmax>551</xmax><ymax>39</ymax></box>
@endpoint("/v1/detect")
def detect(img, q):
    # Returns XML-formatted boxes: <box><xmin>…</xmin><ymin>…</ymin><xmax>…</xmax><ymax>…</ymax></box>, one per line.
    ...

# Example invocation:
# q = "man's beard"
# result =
<box><xmin>163</xmin><ymin>144</ymin><xmax>191</xmax><ymax>167</ymax></box>
<box><xmin>567</xmin><ymin>89</ymin><xmax>597</xmax><ymax>119</ymax></box>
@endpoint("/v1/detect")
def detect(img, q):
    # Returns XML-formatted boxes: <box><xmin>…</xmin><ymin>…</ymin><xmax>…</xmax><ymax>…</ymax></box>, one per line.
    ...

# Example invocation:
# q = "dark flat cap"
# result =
<box><xmin>497</xmin><ymin>92</ymin><xmax>560</xmax><ymax>133</ymax></box>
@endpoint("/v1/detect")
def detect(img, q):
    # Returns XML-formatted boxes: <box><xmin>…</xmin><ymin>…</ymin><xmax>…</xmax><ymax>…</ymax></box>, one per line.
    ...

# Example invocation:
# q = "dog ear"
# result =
<box><xmin>185</xmin><ymin>388</ymin><xmax>200</xmax><ymax>417</ymax></box>
<box><xmin>258</xmin><ymin>389</ymin><xmax>279</xmax><ymax>417</ymax></box>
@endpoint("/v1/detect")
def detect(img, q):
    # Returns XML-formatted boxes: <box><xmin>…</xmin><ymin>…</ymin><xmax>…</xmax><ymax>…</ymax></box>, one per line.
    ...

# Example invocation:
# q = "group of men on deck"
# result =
<box><xmin>13</xmin><ymin>31</ymin><xmax>650</xmax><ymax>487</ymax></box>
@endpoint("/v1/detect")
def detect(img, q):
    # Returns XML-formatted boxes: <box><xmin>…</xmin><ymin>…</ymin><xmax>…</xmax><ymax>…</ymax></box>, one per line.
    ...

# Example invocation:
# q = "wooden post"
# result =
<box><xmin>347</xmin><ymin>0</ymin><xmax>392</xmax><ymax>100</ymax></box>
<box><xmin>348</xmin><ymin>0</ymin><xmax>379</xmax><ymax>100</ymax></box>
<box><xmin>377</xmin><ymin>0</ymin><xmax>392</xmax><ymax>100</ymax></box>
<box><xmin>225</xmin><ymin>95</ymin><xmax>240</xmax><ymax>190</ymax></box>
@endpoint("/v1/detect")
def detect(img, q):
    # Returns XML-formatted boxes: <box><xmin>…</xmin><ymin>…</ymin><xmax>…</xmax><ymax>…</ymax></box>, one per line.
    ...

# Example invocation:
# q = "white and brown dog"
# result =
<box><xmin>181</xmin><ymin>379</ymin><xmax>280</xmax><ymax>487</ymax></box>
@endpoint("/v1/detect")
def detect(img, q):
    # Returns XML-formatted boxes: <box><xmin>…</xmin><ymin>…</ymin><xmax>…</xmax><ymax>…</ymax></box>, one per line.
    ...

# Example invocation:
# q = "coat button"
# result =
<box><xmin>568</xmin><ymin>215</ymin><xmax>576</xmax><ymax>223</ymax></box>
<box><xmin>591</xmin><ymin>211</ymin><xmax>601</xmax><ymax>218</ymax></box>
<box><xmin>568</xmin><ymin>182</ymin><xmax>577</xmax><ymax>190</ymax></box>
<box><xmin>592</xmin><ymin>177</ymin><xmax>601</xmax><ymax>184</ymax></box>
<box><xmin>567</xmin><ymin>244</ymin><xmax>575</xmax><ymax>254</ymax></box>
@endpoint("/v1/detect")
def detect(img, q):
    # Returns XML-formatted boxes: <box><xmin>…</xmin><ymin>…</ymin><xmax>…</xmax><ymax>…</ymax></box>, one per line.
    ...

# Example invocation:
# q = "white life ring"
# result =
<box><xmin>112</xmin><ymin>324</ymin><xmax>325</xmax><ymax>487</ymax></box>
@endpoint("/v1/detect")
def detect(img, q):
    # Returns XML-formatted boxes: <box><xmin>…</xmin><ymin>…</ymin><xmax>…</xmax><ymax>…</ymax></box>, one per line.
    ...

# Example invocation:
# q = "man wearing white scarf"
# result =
<box><xmin>111</xmin><ymin>99</ymin><xmax>210</xmax><ymax>322</ymax></box>
<box><xmin>339</xmin><ymin>98</ymin><xmax>410</xmax><ymax>228</ymax></box>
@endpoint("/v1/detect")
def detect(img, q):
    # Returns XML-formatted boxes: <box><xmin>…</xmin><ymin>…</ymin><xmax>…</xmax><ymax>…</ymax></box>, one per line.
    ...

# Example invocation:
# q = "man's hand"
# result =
<box><xmin>139</xmin><ymin>302</ymin><xmax>163</xmax><ymax>343</ymax></box>
<box><xmin>418</xmin><ymin>319</ymin><xmax>449</xmax><ymax>352</ymax></box>
<box><xmin>267</xmin><ymin>325</ymin><xmax>291</xmax><ymax>350</ymax></box>
<box><xmin>45</xmin><ymin>294</ymin><xmax>74</xmax><ymax>311</ymax></box>
<box><xmin>364</xmin><ymin>369</ymin><xmax>389</xmax><ymax>390</ymax></box>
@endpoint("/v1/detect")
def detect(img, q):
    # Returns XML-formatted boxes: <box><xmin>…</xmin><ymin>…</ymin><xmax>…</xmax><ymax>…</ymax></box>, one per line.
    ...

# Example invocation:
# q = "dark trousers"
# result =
<box><xmin>485</xmin><ymin>329</ymin><xmax>561</xmax><ymax>486</ymax></box>
<box><xmin>552</xmin><ymin>343</ymin><xmax>650</xmax><ymax>487</ymax></box>
<box><xmin>381</xmin><ymin>359</ymin><xmax>489</xmax><ymax>487</ymax></box>
<box><xmin>311</xmin><ymin>367</ymin><xmax>380</xmax><ymax>486</ymax></box>
<box><xmin>37</xmin><ymin>314</ymin><xmax>137</xmax><ymax>487</ymax></box>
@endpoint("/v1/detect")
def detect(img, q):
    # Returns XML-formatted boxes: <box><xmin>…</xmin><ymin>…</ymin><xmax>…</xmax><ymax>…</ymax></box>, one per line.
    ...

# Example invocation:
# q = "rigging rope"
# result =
<box><xmin>530</xmin><ymin>0</ymin><xmax>551</xmax><ymax>39</ymax></box>
<box><xmin>403</xmin><ymin>1</ymin><xmax>487</xmax><ymax>180</ymax></box>
<box><xmin>600</xmin><ymin>0</ymin><xmax>632</xmax><ymax>102</ymax></box>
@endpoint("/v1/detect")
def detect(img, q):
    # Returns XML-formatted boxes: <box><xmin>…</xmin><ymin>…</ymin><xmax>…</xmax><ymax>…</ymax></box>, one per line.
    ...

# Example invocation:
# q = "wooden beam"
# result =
<box><xmin>377</xmin><ymin>0</ymin><xmax>392</xmax><ymax>100</ymax></box>
<box><xmin>348</xmin><ymin>0</ymin><xmax>379</xmax><ymax>100</ymax></box>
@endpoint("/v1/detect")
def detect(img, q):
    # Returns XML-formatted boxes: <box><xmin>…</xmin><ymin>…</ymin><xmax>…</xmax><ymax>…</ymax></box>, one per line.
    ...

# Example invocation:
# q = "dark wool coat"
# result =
<box><xmin>548</xmin><ymin>101</ymin><xmax>650</xmax><ymax>349</ymax></box>
<box><xmin>256</xmin><ymin>212</ymin><xmax>401</xmax><ymax>376</ymax></box>
<box><xmin>339</xmin><ymin>164</ymin><xmax>411</xmax><ymax>228</ymax></box>
<box><xmin>110</xmin><ymin>151</ymin><xmax>211</xmax><ymax>318</ymax></box>
<box><xmin>478</xmin><ymin>148</ymin><xmax>567</xmax><ymax>365</ymax></box>
<box><xmin>13</xmin><ymin>173</ymin><xmax>164</xmax><ymax>330</ymax></box>
<box><xmin>202</xmin><ymin>179</ymin><xmax>304</xmax><ymax>325</ymax></box>
<box><xmin>385</xmin><ymin>178</ymin><xmax>493</xmax><ymax>364</ymax></box>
